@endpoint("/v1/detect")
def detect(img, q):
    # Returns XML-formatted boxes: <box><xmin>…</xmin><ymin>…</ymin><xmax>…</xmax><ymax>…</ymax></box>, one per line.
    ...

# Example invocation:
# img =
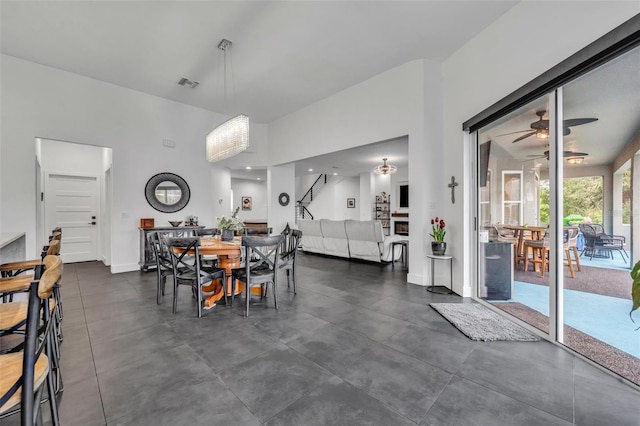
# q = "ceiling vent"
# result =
<box><xmin>177</xmin><ymin>77</ymin><xmax>199</xmax><ymax>88</ymax></box>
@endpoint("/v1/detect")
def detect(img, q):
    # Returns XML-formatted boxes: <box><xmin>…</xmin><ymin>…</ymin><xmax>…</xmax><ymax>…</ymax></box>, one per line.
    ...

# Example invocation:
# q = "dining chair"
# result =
<box><xmin>165</xmin><ymin>237</ymin><xmax>226</xmax><ymax>317</ymax></box>
<box><xmin>232</xmin><ymin>235</ymin><xmax>284</xmax><ymax>317</ymax></box>
<box><xmin>151</xmin><ymin>232</ymin><xmax>174</xmax><ymax>305</ymax></box>
<box><xmin>279</xmin><ymin>229</ymin><xmax>302</xmax><ymax>294</ymax></box>
<box><xmin>193</xmin><ymin>228</ymin><xmax>219</xmax><ymax>268</ymax></box>
<box><xmin>523</xmin><ymin>230</ymin><xmax>576</xmax><ymax>278</ymax></box>
<box><xmin>0</xmin><ymin>255</ymin><xmax>63</xmax><ymax>426</ymax></box>
<box><xmin>0</xmin><ymin>239</ymin><xmax>60</xmax><ymax>278</ymax></box>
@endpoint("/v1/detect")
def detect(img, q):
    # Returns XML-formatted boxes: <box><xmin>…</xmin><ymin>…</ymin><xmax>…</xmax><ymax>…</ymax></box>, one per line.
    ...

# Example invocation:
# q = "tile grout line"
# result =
<box><xmin>73</xmin><ymin>265</ymin><xmax>109</xmax><ymax>425</ymax></box>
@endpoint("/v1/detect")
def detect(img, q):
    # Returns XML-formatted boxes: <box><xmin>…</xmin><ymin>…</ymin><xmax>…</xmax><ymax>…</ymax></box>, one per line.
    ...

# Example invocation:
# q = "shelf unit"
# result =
<box><xmin>374</xmin><ymin>196</ymin><xmax>390</xmax><ymax>236</ymax></box>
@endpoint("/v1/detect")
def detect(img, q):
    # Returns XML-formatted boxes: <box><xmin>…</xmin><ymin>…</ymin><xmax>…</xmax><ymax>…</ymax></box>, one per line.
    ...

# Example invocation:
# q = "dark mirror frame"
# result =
<box><xmin>145</xmin><ymin>172</ymin><xmax>190</xmax><ymax>213</ymax></box>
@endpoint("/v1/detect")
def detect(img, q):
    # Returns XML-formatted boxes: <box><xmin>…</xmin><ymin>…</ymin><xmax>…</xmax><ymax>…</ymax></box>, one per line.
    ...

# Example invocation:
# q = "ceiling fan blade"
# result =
<box><xmin>563</xmin><ymin>117</ymin><xmax>598</xmax><ymax>127</ymax></box>
<box><xmin>563</xmin><ymin>151</ymin><xmax>589</xmax><ymax>157</ymax></box>
<box><xmin>497</xmin><ymin>129</ymin><xmax>532</xmax><ymax>136</ymax></box>
<box><xmin>512</xmin><ymin>132</ymin><xmax>536</xmax><ymax>143</ymax></box>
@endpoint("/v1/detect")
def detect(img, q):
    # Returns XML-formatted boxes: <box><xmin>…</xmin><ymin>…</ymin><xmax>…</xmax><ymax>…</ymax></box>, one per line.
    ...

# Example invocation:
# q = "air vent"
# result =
<box><xmin>177</xmin><ymin>77</ymin><xmax>199</xmax><ymax>88</ymax></box>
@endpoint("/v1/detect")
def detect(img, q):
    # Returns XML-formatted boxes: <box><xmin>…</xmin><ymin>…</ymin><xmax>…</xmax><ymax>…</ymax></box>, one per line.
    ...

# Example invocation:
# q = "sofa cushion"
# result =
<box><xmin>298</xmin><ymin>220</ymin><xmax>324</xmax><ymax>254</ymax></box>
<box><xmin>345</xmin><ymin>220</ymin><xmax>384</xmax><ymax>262</ymax></box>
<box><xmin>320</xmin><ymin>220</ymin><xmax>350</xmax><ymax>258</ymax></box>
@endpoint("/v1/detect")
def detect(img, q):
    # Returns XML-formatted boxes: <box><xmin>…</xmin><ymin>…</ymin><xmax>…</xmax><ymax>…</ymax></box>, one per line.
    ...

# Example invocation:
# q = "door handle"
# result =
<box><xmin>88</xmin><ymin>222</ymin><xmax>96</xmax><ymax>225</ymax></box>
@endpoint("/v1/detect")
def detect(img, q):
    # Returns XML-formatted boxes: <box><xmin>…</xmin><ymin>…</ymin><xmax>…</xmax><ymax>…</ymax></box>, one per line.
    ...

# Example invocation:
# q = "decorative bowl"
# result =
<box><xmin>168</xmin><ymin>220</ymin><xmax>182</xmax><ymax>227</ymax></box>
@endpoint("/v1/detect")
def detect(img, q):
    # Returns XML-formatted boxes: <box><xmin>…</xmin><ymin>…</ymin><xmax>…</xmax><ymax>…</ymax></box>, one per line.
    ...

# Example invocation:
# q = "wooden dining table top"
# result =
<box><xmin>199</xmin><ymin>236</ymin><xmax>242</xmax><ymax>255</ymax></box>
<box><xmin>502</xmin><ymin>225</ymin><xmax>548</xmax><ymax>233</ymax></box>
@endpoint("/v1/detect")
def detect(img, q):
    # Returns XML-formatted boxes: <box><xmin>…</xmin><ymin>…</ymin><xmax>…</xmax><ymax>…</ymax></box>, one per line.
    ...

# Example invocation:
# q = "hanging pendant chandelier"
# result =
<box><xmin>373</xmin><ymin>158</ymin><xmax>397</xmax><ymax>175</ymax></box>
<box><xmin>206</xmin><ymin>39</ymin><xmax>249</xmax><ymax>162</ymax></box>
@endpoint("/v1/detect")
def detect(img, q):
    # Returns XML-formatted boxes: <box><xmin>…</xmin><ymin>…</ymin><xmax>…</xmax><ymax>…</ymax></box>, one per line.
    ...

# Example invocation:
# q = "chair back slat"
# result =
<box><xmin>242</xmin><ymin>235</ymin><xmax>283</xmax><ymax>271</ymax></box>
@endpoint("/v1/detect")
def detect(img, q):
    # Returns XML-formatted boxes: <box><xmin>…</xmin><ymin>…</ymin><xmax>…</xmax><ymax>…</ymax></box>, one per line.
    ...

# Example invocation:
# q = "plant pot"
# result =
<box><xmin>431</xmin><ymin>241</ymin><xmax>447</xmax><ymax>256</ymax></box>
<box><xmin>221</xmin><ymin>229</ymin><xmax>234</xmax><ymax>241</ymax></box>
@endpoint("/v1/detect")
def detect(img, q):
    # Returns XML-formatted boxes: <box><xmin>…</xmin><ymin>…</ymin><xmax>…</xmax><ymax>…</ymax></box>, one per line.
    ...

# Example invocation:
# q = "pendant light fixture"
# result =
<box><xmin>373</xmin><ymin>158</ymin><xmax>397</xmax><ymax>175</ymax></box>
<box><xmin>206</xmin><ymin>38</ymin><xmax>249</xmax><ymax>162</ymax></box>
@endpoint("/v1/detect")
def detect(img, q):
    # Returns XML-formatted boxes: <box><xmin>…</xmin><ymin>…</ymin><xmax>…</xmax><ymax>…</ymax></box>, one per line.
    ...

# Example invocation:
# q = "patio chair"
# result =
<box><xmin>579</xmin><ymin>224</ymin><xmax>628</xmax><ymax>263</ymax></box>
<box><xmin>523</xmin><ymin>230</ymin><xmax>576</xmax><ymax>278</ymax></box>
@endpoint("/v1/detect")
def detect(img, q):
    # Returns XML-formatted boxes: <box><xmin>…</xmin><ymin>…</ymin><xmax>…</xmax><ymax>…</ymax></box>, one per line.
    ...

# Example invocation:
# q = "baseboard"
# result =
<box><xmin>110</xmin><ymin>263</ymin><xmax>140</xmax><ymax>274</ymax></box>
<box><xmin>407</xmin><ymin>273</ymin><xmax>426</xmax><ymax>286</ymax></box>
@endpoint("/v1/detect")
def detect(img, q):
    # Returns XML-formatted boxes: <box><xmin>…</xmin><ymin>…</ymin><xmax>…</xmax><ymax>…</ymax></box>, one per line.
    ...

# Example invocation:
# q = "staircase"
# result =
<box><xmin>296</xmin><ymin>174</ymin><xmax>329</xmax><ymax>222</ymax></box>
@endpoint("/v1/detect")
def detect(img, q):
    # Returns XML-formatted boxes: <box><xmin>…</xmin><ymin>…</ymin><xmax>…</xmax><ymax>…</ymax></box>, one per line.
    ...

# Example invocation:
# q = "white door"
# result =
<box><xmin>45</xmin><ymin>173</ymin><xmax>99</xmax><ymax>263</ymax></box>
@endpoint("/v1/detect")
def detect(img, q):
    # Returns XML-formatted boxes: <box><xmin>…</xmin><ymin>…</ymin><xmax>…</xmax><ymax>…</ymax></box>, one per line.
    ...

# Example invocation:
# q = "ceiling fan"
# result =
<box><xmin>500</xmin><ymin>110</ymin><xmax>598</xmax><ymax>143</ymax></box>
<box><xmin>527</xmin><ymin>150</ymin><xmax>589</xmax><ymax>161</ymax></box>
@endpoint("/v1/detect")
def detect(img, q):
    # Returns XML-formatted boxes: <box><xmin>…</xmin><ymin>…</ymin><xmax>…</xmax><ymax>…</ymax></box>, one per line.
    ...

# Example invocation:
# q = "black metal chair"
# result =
<box><xmin>0</xmin><ymin>255</ymin><xmax>63</xmax><ymax>426</ymax></box>
<box><xmin>579</xmin><ymin>223</ymin><xmax>628</xmax><ymax>263</ymax></box>
<box><xmin>165</xmin><ymin>237</ymin><xmax>226</xmax><ymax>318</ymax></box>
<box><xmin>193</xmin><ymin>228</ymin><xmax>220</xmax><ymax>268</ymax></box>
<box><xmin>232</xmin><ymin>235</ymin><xmax>284</xmax><ymax>317</ymax></box>
<box><xmin>279</xmin><ymin>229</ymin><xmax>302</xmax><ymax>294</ymax></box>
<box><xmin>151</xmin><ymin>232</ymin><xmax>174</xmax><ymax>305</ymax></box>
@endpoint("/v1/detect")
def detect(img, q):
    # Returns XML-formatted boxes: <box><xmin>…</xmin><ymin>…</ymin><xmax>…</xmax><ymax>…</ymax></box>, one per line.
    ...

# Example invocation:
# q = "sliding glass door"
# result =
<box><xmin>474</xmin><ymin>42</ymin><xmax>640</xmax><ymax>385</ymax></box>
<box><xmin>476</xmin><ymin>94</ymin><xmax>553</xmax><ymax>335</ymax></box>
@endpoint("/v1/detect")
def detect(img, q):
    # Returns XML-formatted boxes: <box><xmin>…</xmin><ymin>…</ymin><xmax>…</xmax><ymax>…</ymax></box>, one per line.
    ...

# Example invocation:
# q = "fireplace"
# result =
<box><xmin>394</xmin><ymin>221</ymin><xmax>409</xmax><ymax>236</ymax></box>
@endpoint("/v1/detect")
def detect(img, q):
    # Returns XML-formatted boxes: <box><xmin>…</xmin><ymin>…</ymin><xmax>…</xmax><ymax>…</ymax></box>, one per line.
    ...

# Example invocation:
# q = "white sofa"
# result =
<box><xmin>298</xmin><ymin>219</ymin><xmax>404</xmax><ymax>263</ymax></box>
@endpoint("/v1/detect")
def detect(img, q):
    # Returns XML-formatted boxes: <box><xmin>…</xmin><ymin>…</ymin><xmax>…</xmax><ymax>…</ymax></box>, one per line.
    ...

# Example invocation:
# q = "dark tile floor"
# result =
<box><xmin>6</xmin><ymin>253</ymin><xmax>639</xmax><ymax>425</ymax></box>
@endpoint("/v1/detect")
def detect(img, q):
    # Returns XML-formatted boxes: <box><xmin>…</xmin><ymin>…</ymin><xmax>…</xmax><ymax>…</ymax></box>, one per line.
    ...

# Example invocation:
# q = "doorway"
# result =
<box><xmin>36</xmin><ymin>138</ymin><xmax>113</xmax><ymax>264</ymax></box>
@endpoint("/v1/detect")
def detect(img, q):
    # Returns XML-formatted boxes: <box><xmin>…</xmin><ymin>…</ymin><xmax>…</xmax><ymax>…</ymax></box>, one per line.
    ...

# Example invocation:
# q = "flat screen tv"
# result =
<box><xmin>479</xmin><ymin>141</ymin><xmax>491</xmax><ymax>188</ymax></box>
<box><xmin>399</xmin><ymin>184</ymin><xmax>409</xmax><ymax>208</ymax></box>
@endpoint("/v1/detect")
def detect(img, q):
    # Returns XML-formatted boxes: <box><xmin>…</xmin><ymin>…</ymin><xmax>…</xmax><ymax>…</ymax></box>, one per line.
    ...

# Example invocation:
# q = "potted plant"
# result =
<box><xmin>430</xmin><ymin>216</ymin><xmax>446</xmax><ymax>256</ymax></box>
<box><xmin>217</xmin><ymin>207</ymin><xmax>244</xmax><ymax>241</ymax></box>
<box><xmin>630</xmin><ymin>260</ymin><xmax>640</xmax><ymax>329</ymax></box>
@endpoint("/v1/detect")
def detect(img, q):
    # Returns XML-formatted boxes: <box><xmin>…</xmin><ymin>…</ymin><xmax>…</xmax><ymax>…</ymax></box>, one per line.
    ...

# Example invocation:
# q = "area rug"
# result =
<box><xmin>430</xmin><ymin>303</ymin><xmax>540</xmax><ymax>342</ymax></box>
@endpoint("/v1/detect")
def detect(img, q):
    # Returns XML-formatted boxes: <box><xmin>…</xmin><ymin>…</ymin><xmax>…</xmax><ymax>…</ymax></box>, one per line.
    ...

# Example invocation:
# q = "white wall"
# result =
<box><xmin>270</xmin><ymin>60</ymin><xmax>440</xmax><ymax>286</ymax></box>
<box><xmin>306</xmin><ymin>176</ymin><xmax>360</xmax><ymax>220</ymax></box>
<box><xmin>0</xmin><ymin>54</ymin><xmax>268</xmax><ymax>272</ymax></box>
<box><xmin>267</xmin><ymin>164</ymin><xmax>296</xmax><ymax>233</ymax></box>
<box><xmin>442</xmin><ymin>2</ymin><xmax>640</xmax><ymax>296</ymax></box>
<box><xmin>231</xmin><ymin>179</ymin><xmax>267</xmax><ymax>220</ymax></box>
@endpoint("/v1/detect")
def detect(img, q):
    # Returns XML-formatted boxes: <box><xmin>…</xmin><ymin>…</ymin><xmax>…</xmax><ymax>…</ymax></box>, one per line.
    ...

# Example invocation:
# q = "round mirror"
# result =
<box><xmin>154</xmin><ymin>181</ymin><xmax>182</xmax><ymax>205</ymax></box>
<box><xmin>145</xmin><ymin>173</ymin><xmax>190</xmax><ymax>213</ymax></box>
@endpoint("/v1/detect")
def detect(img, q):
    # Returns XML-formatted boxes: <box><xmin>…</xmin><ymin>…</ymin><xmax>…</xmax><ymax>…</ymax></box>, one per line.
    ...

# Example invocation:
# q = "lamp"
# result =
<box><xmin>373</xmin><ymin>158</ymin><xmax>397</xmax><ymax>175</ymax></box>
<box><xmin>566</xmin><ymin>156</ymin><xmax>584</xmax><ymax>165</ymax></box>
<box><xmin>206</xmin><ymin>38</ymin><xmax>249</xmax><ymax>162</ymax></box>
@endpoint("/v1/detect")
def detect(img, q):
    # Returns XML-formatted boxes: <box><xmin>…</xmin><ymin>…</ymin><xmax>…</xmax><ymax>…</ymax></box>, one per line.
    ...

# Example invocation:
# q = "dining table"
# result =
<box><xmin>197</xmin><ymin>235</ymin><xmax>263</xmax><ymax>309</ymax></box>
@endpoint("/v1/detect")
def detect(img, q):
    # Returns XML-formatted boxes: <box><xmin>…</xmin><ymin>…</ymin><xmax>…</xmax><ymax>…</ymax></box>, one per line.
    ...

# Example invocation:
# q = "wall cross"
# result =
<box><xmin>448</xmin><ymin>176</ymin><xmax>459</xmax><ymax>204</ymax></box>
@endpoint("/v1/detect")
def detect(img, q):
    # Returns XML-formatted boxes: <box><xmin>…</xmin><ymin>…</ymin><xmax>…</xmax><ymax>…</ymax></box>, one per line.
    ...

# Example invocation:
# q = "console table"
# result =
<box><xmin>139</xmin><ymin>226</ymin><xmax>204</xmax><ymax>271</ymax></box>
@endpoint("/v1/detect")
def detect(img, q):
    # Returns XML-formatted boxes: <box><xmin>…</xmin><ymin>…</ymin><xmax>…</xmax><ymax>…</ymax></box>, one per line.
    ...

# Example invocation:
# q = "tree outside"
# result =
<box><xmin>539</xmin><ymin>176</ymin><xmax>603</xmax><ymax>224</ymax></box>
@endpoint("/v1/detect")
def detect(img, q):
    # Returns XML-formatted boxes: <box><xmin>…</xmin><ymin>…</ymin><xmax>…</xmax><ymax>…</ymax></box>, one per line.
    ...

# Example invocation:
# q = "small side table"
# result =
<box><xmin>426</xmin><ymin>254</ymin><xmax>453</xmax><ymax>294</ymax></box>
<box><xmin>391</xmin><ymin>240</ymin><xmax>409</xmax><ymax>269</ymax></box>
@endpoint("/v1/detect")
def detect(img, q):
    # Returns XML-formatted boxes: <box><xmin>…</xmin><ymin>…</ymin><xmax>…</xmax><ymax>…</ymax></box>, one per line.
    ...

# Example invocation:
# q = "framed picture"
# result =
<box><xmin>347</xmin><ymin>198</ymin><xmax>356</xmax><ymax>208</ymax></box>
<box><xmin>242</xmin><ymin>196</ymin><xmax>252</xmax><ymax>210</ymax></box>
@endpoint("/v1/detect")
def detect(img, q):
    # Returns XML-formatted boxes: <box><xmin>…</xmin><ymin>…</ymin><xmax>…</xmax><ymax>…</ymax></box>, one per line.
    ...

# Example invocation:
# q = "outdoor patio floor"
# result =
<box><xmin>490</xmin><ymin>251</ymin><xmax>639</xmax><ymax>386</ymax></box>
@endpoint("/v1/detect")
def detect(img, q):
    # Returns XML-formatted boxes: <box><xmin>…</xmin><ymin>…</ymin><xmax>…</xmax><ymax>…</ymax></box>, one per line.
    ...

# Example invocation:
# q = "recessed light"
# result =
<box><xmin>245</xmin><ymin>166</ymin><xmax>252</xmax><ymax>170</ymax></box>
<box><xmin>333</xmin><ymin>173</ymin><xmax>338</xmax><ymax>175</ymax></box>
<box><xmin>308</xmin><ymin>168</ymin><xmax>313</xmax><ymax>172</ymax></box>
<box><xmin>257</xmin><ymin>178</ymin><xmax>261</xmax><ymax>180</ymax></box>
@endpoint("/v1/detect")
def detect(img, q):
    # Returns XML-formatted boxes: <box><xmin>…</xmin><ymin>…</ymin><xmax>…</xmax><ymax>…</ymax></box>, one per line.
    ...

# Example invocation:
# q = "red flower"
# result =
<box><xmin>431</xmin><ymin>219</ymin><xmax>434</xmax><ymax>224</ymax></box>
<box><xmin>435</xmin><ymin>217</ymin><xmax>439</xmax><ymax>222</ymax></box>
<box><xmin>440</xmin><ymin>220</ymin><xmax>445</xmax><ymax>228</ymax></box>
